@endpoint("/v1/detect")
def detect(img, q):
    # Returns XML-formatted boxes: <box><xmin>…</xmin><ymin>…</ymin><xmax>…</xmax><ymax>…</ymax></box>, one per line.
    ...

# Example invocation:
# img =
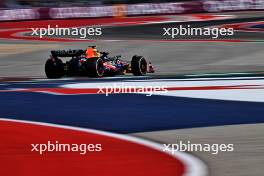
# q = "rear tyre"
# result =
<box><xmin>85</xmin><ymin>58</ymin><xmax>105</xmax><ymax>77</ymax></box>
<box><xmin>45</xmin><ymin>58</ymin><xmax>65</xmax><ymax>79</ymax></box>
<box><xmin>131</xmin><ymin>55</ymin><xmax>147</xmax><ymax>76</ymax></box>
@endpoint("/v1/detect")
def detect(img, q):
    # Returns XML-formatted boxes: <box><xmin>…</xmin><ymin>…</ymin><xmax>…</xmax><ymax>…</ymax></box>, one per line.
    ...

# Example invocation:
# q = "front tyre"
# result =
<box><xmin>85</xmin><ymin>58</ymin><xmax>105</xmax><ymax>77</ymax></box>
<box><xmin>45</xmin><ymin>58</ymin><xmax>65</xmax><ymax>79</ymax></box>
<box><xmin>131</xmin><ymin>55</ymin><xmax>147</xmax><ymax>76</ymax></box>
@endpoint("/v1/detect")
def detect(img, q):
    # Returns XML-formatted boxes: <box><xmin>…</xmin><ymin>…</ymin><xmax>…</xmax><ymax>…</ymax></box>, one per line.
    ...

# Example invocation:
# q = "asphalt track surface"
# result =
<box><xmin>47</xmin><ymin>16</ymin><xmax>264</xmax><ymax>40</ymax></box>
<box><xmin>0</xmin><ymin>11</ymin><xmax>264</xmax><ymax>176</ymax></box>
<box><xmin>0</xmin><ymin>41</ymin><xmax>264</xmax><ymax>77</ymax></box>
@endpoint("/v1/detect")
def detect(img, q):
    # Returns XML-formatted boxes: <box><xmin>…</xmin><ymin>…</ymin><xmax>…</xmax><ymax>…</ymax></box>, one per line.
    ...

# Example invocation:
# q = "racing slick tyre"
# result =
<box><xmin>131</xmin><ymin>55</ymin><xmax>147</xmax><ymax>76</ymax></box>
<box><xmin>45</xmin><ymin>58</ymin><xmax>65</xmax><ymax>79</ymax></box>
<box><xmin>85</xmin><ymin>57</ymin><xmax>105</xmax><ymax>77</ymax></box>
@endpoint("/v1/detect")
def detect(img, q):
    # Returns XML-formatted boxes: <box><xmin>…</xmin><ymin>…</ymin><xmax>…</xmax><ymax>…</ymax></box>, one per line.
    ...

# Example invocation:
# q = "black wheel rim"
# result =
<box><xmin>96</xmin><ymin>59</ymin><xmax>104</xmax><ymax>76</ymax></box>
<box><xmin>139</xmin><ymin>58</ymin><xmax>147</xmax><ymax>74</ymax></box>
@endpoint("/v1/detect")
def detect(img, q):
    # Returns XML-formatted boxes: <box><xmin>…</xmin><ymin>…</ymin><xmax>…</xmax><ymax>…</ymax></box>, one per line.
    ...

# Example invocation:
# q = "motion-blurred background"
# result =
<box><xmin>1</xmin><ymin>0</ymin><xmax>193</xmax><ymax>8</ymax></box>
<box><xmin>1</xmin><ymin>0</ymin><xmax>263</xmax><ymax>21</ymax></box>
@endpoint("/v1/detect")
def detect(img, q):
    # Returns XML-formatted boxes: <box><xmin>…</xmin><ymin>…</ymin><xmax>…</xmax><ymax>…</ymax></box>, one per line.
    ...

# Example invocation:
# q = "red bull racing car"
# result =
<box><xmin>45</xmin><ymin>47</ymin><xmax>155</xmax><ymax>79</ymax></box>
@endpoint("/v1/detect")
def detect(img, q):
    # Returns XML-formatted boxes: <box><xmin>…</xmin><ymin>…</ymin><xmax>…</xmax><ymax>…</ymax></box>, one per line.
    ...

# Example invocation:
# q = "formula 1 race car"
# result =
<box><xmin>45</xmin><ymin>48</ymin><xmax>155</xmax><ymax>79</ymax></box>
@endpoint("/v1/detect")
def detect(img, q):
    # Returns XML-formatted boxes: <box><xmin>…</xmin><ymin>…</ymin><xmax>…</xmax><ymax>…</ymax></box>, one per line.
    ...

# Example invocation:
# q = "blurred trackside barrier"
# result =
<box><xmin>0</xmin><ymin>0</ymin><xmax>263</xmax><ymax>21</ymax></box>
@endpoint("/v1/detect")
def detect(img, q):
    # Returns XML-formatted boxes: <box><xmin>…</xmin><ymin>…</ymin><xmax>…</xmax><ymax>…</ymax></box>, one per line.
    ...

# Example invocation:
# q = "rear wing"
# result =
<box><xmin>51</xmin><ymin>49</ymin><xmax>85</xmax><ymax>57</ymax></box>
